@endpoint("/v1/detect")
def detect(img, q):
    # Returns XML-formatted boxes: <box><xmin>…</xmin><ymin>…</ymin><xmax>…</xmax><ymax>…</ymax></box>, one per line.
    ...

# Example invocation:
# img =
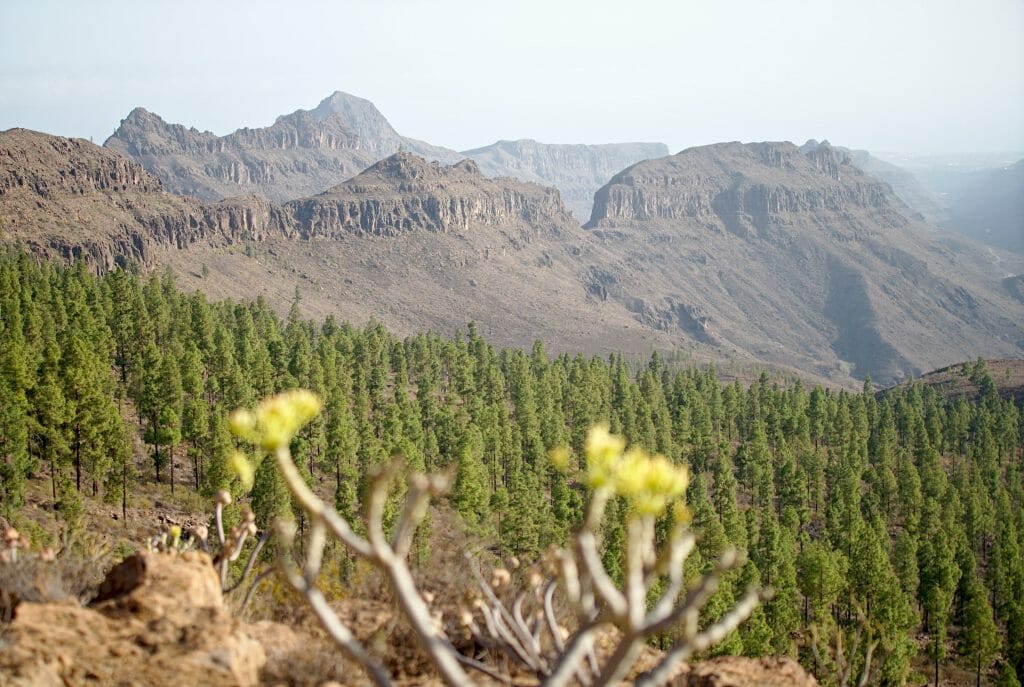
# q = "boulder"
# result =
<box><xmin>0</xmin><ymin>551</ymin><xmax>265</xmax><ymax>687</ymax></box>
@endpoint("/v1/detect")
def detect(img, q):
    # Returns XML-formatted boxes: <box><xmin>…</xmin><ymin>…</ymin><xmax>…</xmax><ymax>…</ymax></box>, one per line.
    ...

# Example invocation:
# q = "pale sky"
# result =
<box><xmin>1</xmin><ymin>0</ymin><xmax>1022</xmax><ymax>156</ymax></box>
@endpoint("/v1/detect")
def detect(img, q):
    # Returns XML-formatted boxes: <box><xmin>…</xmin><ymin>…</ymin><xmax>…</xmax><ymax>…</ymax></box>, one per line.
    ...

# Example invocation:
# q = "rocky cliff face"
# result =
<box><xmin>103</xmin><ymin>91</ymin><xmax>462</xmax><ymax>203</ymax></box>
<box><xmin>1</xmin><ymin>132</ymin><xmax>579</xmax><ymax>268</ymax></box>
<box><xmin>288</xmin><ymin>152</ymin><xmax>577</xmax><ymax>238</ymax></box>
<box><xmin>583</xmin><ymin>140</ymin><xmax>1024</xmax><ymax>383</ymax></box>
<box><xmin>8</xmin><ymin>129</ymin><xmax>1021</xmax><ymax>387</ymax></box>
<box><xmin>463</xmin><ymin>139</ymin><xmax>668</xmax><ymax>221</ymax></box>
<box><xmin>800</xmin><ymin>140</ymin><xmax>951</xmax><ymax>225</ymax></box>
<box><xmin>588</xmin><ymin>141</ymin><xmax>904</xmax><ymax>233</ymax></box>
<box><xmin>0</xmin><ymin>129</ymin><xmax>295</xmax><ymax>270</ymax></box>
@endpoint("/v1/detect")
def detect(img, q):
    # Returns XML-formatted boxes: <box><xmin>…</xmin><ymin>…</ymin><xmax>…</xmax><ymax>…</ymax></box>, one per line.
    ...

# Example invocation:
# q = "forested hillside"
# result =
<box><xmin>1</xmin><ymin>247</ymin><xmax>1021</xmax><ymax>686</ymax></box>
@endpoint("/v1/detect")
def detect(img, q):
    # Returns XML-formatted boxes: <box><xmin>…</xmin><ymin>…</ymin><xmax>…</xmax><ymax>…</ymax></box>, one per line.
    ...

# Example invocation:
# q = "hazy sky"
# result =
<box><xmin>2</xmin><ymin>0</ymin><xmax>1022</xmax><ymax>155</ymax></box>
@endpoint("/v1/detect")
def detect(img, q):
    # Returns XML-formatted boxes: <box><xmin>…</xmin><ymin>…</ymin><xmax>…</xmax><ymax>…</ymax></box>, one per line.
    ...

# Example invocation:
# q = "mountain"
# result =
<box><xmin>3</xmin><ymin>129</ymin><xmax>725</xmax><ymax>366</ymax></box>
<box><xmin>167</xmin><ymin>150</ymin><xmax>700</xmax><ymax>359</ymax></box>
<box><xmin>584</xmin><ymin>140</ymin><xmax>1024</xmax><ymax>383</ymax></box>
<box><xmin>287</xmin><ymin>152</ymin><xmax>575</xmax><ymax>238</ymax></box>
<box><xmin>103</xmin><ymin>91</ymin><xmax>462</xmax><ymax>203</ymax></box>
<box><xmin>461</xmin><ymin>139</ymin><xmax>668</xmax><ymax>221</ymax></box>
<box><xmin>104</xmin><ymin>92</ymin><xmax>668</xmax><ymax>221</ymax></box>
<box><xmin>945</xmin><ymin>159</ymin><xmax>1024</xmax><ymax>254</ymax></box>
<box><xmin>0</xmin><ymin>128</ymin><xmax>294</xmax><ymax>269</ymax></box>
<box><xmin>799</xmin><ymin>140</ymin><xmax>950</xmax><ymax>225</ymax></box>
<box><xmin>7</xmin><ymin>129</ymin><xmax>1019</xmax><ymax>386</ymax></box>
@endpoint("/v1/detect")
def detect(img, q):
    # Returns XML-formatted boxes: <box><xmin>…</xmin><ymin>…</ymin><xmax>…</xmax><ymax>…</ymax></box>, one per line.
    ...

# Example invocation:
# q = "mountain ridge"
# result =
<box><xmin>103</xmin><ymin>92</ymin><xmax>464</xmax><ymax>203</ymax></box>
<box><xmin>461</xmin><ymin>139</ymin><xmax>668</xmax><ymax>221</ymax></box>
<box><xmin>104</xmin><ymin>91</ymin><xmax>671</xmax><ymax>223</ymax></box>
<box><xmin>583</xmin><ymin>140</ymin><xmax>1024</xmax><ymax>382</ymax></box>
<box><xmin>7</xmin><ymin>127</ymin><xmax>1022</xmax><ymax>386</ymax></box>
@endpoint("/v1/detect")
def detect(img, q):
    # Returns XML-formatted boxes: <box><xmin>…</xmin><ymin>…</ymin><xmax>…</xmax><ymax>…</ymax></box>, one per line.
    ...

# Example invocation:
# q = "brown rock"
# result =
<box><xmin>0</xmin><ymin>552</ymin><xmax>265</xmax><ymax>686</ymax></box>
<box><xmin>92</xmin><ymin>550</ymin><xmax>223</xmax><ymax>618</ymax></box>
<box><xmin>287</xmin><ymin>152</ymin><xmax>576</xmax><ymax>239</ymax></box>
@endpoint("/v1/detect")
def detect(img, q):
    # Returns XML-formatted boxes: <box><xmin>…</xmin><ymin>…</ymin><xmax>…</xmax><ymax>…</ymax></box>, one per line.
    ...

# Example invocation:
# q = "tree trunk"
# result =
<box><xmin>169</xmin><ymin>444</ymin><xmax>174</xmax><ymax>495</ymax></box>
<box><xmin>193</xmin><ymin>449</ymin><xmax>200</xmax><ymax>492</ymax></box>
<box><xmin>75</xmin><ymin>423</ymin><xmax>81</xmax><ymax>492</ymax></box>
<box><xmin>122</xmin><ymin>460</ymin><xmax>128</xmax><ymax>522</ymax></box>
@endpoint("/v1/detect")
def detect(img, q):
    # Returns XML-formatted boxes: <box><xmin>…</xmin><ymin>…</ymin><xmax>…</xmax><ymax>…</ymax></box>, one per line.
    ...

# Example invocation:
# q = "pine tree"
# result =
<box><xmin>452</xmin><ymin>424</ymin><xmax>490</xmax><ymax>528</ymax></box>
<box><xmin>0</xmin><ymin>286</ymin><xmax>32</xmax><ymax>510</ymax></box>
<box><xmin>961</xmin><ymin>574</ymin><xmax>1001</xmax><ymax>687</ymax></box>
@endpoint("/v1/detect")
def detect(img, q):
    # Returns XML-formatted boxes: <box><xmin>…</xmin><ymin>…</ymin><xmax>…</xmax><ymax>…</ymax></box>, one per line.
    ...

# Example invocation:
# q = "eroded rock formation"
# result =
<box><xmin>0</xmin><ymin>551</ymin><xmax>265</xmax><ymax>686</ymax></box>
<box><xmin>288</xmin><ymin>153</ymin><xmax>576</xmax><ymax>238</ymax></box>
<box><xmin>0</xmin><ymin>129</ymin><xmax>296</xmax><ymax>270</ymax></box>
<box><xmin>103</xmin><ymin>91</ymin><xmax>462</xmax><ymax>202</ymax></box>
<box><xmin>582</xmin><ymin>140</ymin><xmax>1024</xmax><ymax>382</ymax></box>
<box><xmin>463</xmin><ymin>139</ymin><xmax>668</xmax><ymax>221</ymax></box>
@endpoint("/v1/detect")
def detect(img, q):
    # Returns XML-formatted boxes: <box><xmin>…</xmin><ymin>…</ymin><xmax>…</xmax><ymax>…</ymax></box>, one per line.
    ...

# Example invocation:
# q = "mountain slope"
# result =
<box><xmin>8</xmin><ymin>129</ymin><xmax>1018</xmax><ymax>387</ymax></box>
<box><xmin>0</xmin><ymin>128</ymin><xmax>294</xmax><ymax>269</ymax></box>
<box><xmin>585</xmin><ymin>140</ymin><xmax>1024</xmax><ymax>383</ymax></box>
<box><xmin>946</xmin><ymin>159</ymin><xmax>1024</xmax><ymax>254</ymax></box>
<box><xmin>799</xmin><ymin>140</ymin><xmax>950</xmax><ymax>225</ymax></box>
<box><xmin>287</xmin><ymin>152</ymin><xmax>574</xmax><ymax>238</ymax></box>
<box><xmin>164</xmin><ymin>151</ymin><xmax>695</xmax><ymax>358</ymax></box>
<box><xmin>2</xmin><ymin>129</ymin><xmax>729</xmax><ymax>368</ymax></box>
<box><xmin>103</xmin><ymin>91</ymin><xmax>462</xmax><ymax>203</ymax></box>
<box><xmin>461</xmin><ymin>139</ymin><xmax>668</xmax><ymax>221</ymax></box>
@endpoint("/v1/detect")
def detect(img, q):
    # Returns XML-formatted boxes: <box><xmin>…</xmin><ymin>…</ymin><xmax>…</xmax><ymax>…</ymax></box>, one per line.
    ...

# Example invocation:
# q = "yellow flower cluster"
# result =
<box><xmin>584</xmin><ymin>425</ymin><xmax>688</xmax><ymax>517</ymax></box>
<box><xmin>229</xmin><ymin>389</ymin><xmax>323</xmax><ymax>451</ymax></box>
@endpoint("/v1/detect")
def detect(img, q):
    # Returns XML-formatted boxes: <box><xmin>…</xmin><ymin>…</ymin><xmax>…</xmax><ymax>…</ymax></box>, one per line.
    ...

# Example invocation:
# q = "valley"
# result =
<box><xmin>4</xmin><ymin>105</ymin><xmax>1022</xmax><ymax>388</ymax></box>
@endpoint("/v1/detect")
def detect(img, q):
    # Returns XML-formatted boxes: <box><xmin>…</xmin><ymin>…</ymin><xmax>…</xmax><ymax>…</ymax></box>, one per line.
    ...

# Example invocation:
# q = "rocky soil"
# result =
<box><xmin>0</xmin><ymin>551</ymin><xmax>266</xmax><ymax>686</ymax></box>
<box><xmin>0</xmin><ymin>550</ymin><xmax>818</xmax><ymax>686</ymax></box>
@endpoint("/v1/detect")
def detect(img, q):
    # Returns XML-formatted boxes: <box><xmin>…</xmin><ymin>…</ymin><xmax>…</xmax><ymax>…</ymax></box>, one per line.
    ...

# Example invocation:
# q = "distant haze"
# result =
<box><xmin>1</xmin><ymin>0</ymin><xmax>1022</xmax><ymax>156</ymax></box>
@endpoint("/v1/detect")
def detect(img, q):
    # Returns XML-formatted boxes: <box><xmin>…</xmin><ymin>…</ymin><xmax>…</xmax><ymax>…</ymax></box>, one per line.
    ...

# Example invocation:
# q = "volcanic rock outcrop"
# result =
<box><xmin>0</xmin><ymin>129</ymin><xmax>295</xmax><ymax>270</ymax></box>
<box><xmin>287</xmin><ymin>152</ymin><xmax>577</xmax><ymax>238</ymax></box>
<box><xmin>800</xmin><ymin>140</ymin><xmax>950</xmax><ymax>225</ymax></box>
<box><xmin>462</xmin><ymin>139</ymin><xmax>668</xmax><ymax>221</ymax></box>
<box><xmin>584</xmin><ymin>140</ymin><xmax>1024</xmax><ymax>383</ymax></box>
<box><xmin>104</xmin><ymin>91</ymin><xmax>462</xmax><ymax>203</ymax></box>
<box><xmin>2</xmin><ymin>130</ymin><xmax>689</xmax><ymax>364</ymax></box>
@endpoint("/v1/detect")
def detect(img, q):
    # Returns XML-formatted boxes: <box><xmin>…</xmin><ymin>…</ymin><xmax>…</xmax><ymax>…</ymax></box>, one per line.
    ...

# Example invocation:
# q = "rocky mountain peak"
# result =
<box><xmin>122</xmin><ymin>107</ymin><xmax>162</xmax><ymax>128</ymax></box>
<box><xmin>360</xmin><ymin>150</ymin><xmax>449</xmax><ymax>181</ymax></box>
<box><xmin>306</xmin><ymin>91</ymin><xmax>402</xmax><ymax>153</ymax></box>
<box><xmin>104</xmin><ymin>92</ymin><xmax>461</xmax><ymax>203</ymax></box>
<box><xmin>357</xmin><ymin>151</ymin><xmax>483</xmax><ymax>183</ymax></box>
